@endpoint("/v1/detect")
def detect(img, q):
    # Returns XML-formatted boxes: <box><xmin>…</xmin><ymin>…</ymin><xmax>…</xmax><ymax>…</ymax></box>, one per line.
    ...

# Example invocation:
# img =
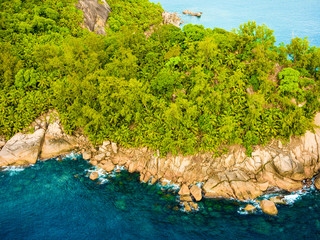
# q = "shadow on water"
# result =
<box><xmin>1</xmin><ymin>156</ymin><xmax>320</xmax><ymax>239</ymax></box>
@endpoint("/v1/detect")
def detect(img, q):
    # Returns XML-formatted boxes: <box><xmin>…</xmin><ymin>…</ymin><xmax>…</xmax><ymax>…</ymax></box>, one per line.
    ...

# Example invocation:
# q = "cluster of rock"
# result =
<box><xmin>84</xmin><ymin>140</ymin><xmax>120</xmax><ymax>180</ymax></box>
<box><xmin>178</xmin><ymin>184</ymin><xmax>202</xmax><ymax>211</ymax></box>
<box><xmin>244</xmin><ymin>197</ymin><xmax>283</xmax><ymax>215</ymax></box>
<box><xmin>182</xmin><ymin>10</ymin><xmax>202</xmax><ymax>17</ymax></box>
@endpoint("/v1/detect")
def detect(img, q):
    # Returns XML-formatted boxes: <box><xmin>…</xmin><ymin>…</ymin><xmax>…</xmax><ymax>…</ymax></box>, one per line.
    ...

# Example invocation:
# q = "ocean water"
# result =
<box><xmin>1</xmin><ymin>156</ymin><xmax>320</xmax><ymax>239</ymax></box>
<box><xmin>151</xmin><ymin>0</ymin><xmax>320</xmax><ymax>46</ymax></box>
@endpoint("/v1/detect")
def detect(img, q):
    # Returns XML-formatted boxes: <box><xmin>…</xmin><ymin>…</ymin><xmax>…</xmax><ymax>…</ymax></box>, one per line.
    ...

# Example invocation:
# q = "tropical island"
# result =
<box><xmin>1</xmin><ymin>0</ymin><xmax>320</xmax><ymax>216</ymax></box>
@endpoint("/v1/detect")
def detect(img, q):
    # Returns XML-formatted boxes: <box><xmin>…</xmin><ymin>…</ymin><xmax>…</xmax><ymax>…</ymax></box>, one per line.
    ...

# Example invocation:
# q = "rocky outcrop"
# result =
<box><xmin>161</xmin><ymin>12</ymin><xmax>181</xmax><ymax>28</ymax></box>
<box><xmin>0</xmin><ymin>111</ymin><xmax>78</xmax><ymax>167</ymax></box>
<box><xmin>0</xmin><ymin>129</ymin><xmax>45</xmax><ymax>166</ymax></box>
<box><xmin>76</xmin><ymin>0</ymin><xmax>111</xmax><ymax>35</ymax></box>
<box><xmin>40</xmin><ymin>118</ymin><xmax>77</xmax><ymax>160</ymax></box>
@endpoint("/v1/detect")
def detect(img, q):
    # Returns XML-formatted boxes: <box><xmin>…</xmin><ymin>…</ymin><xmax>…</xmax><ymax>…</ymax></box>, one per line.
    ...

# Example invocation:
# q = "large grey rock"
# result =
<box><xmin>76</xmin><ymin>0</ymin><xmax>111</xmax><ymax>35</ymax></box>
<box><xmin>0</xmin><ymin>129</ymin><xmax>45</xmax><ymax>166</ymax></box>
<box><xmin>40</xmin><ymin>135</ymin><xmax>75</xmax><ymax>160</ymax></box>
<box><xmin>39</xmin><ymin>120</ymin><xmax>76</xmax><ymax>160</ymax></box>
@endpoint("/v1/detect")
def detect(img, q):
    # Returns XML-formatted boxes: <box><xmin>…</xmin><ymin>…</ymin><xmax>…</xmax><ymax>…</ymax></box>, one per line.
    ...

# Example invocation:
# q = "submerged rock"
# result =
<box><xmin>244</xmin><ymin>204</ymin><xmax>256</xmax><ymax>213</ymax></box>
<box><xmin>260</xmin><ymin>199</ymin><xmax>278</xmax><ymax>215</ymax></box>
<box><xmin>0</xmin><ymin>129</ymin><xmax>45</xmax><ymax>166</ymax></box>
<box><xmin>269</xmin><ymin>196</ymin><xmax>286</xmax><ymax>205</ymax></box>
<box><xmin>183</xmin><ymin>202</ymin><xmax>192</xmax><ymax>212</ymax></box>
<box><xmin>189</xmin><ymin>202</ymin><xmax>199</xmax><ymax>210</ymax></box>
<box><xmin>180</xmin><ymin>195</ymin><xmax>193</xmax><ymax>202</ymax></box>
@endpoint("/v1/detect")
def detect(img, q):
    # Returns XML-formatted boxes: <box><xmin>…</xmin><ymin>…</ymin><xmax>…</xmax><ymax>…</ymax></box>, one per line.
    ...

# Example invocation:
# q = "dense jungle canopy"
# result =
<box><xmin>1</xmin><ymin>0</ymin><xmax>320</xmax><ymax>155</ymax></box>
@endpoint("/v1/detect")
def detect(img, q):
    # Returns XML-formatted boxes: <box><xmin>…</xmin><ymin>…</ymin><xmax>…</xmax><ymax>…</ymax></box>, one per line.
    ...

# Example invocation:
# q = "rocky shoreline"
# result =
<box><xmin>1</xmin><ymin>110</ymin><xmax>320</xmax><ymax>215</ymax></box>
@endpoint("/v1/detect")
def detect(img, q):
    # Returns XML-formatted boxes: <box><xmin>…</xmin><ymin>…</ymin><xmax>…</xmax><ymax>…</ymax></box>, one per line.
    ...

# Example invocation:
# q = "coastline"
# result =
<box><xmin>1</xmin><ymin>0</ymin><xmax>319</xmax><ymax>218</ymax></box>
<box><xmin>1</xmin><ymin>110</ymin><xmax>320</xmax><ymax>215</ymax></box>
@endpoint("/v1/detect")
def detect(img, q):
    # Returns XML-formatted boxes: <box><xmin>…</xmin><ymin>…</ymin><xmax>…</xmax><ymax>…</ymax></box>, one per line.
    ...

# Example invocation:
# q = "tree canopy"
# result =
<box><xmin>0</xmin><ymin>0</ymin><xmax>319</xmax><ymax>156</ymax></box>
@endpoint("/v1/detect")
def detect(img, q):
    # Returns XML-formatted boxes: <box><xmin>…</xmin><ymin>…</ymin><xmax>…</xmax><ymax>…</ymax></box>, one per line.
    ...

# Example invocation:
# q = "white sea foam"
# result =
<box><xmin>2</xmin><ymin>165</ymin><xmax>26</xmax><ymax>172</ymax></box>
<box><xmin>1</xmin><ymin>165</ymin><xmax>28</xmax><ymax>176</ymax></box>
<box><xmin>157</xmin><ymin>179</ymin><xmax>180</xmax><ymax>191</ymax></box>
<box><xmin>64</xmin><ymin>152</ymin><xmax>79</xmax><ymax>159</ymax></box>
<box><xmin>86</xmin><ymin>164</ymin><xmax>126</xmax><ymax>184</ymax></box>
<box><xmin>113</xmin><ymin>165</ymin><xmax>125</xmax><ymax>171</ymax></box>
<box><xmin>238</xmin><ymin>201</ymin><xmax>261</xmax><ymax>215</ymax></box>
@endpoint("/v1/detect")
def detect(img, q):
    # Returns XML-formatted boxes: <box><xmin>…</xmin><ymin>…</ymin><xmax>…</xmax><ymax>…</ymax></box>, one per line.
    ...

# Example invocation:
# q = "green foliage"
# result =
<box><xmin>183</xmin><ymin>24</ymin><xmax>206</xmax><ymax>42</ymax></box>
<box><xmin>0</xmin><ymin>0</ymin><xmax>319</xmax><ymax>157</ymax></box>
<box><xmin>107</xmin><ymin>0</ymin><xmax>163</xmax><ymax>32</ymax></box>
<box><xmin>278</xmin><ymin>68</ymin><xmax>301</xmax><ymax>97</ymax></box>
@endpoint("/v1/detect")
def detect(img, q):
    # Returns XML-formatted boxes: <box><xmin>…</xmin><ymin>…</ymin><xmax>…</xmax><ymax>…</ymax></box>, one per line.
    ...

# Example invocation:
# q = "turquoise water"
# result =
<box><xmin>151</xmin><ymin>0</ymin><xmax>320</xmax><ymax>46</ymax></box>
<box><xmin>1</xmin><ymin>155</ymin><xmax>320</xmax><ymax>239</ymax></box>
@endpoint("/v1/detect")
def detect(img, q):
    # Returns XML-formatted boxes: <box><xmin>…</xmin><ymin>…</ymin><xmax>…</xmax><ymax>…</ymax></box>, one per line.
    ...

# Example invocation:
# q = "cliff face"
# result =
<box><xmin>76</xmin><ymin>0</ymin><xmax>111</xmax><ymax>35</ymax></box>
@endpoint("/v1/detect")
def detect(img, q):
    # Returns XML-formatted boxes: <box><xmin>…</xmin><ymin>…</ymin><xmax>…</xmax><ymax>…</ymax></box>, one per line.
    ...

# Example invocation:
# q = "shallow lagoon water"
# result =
<box><xmin>151</xmin><ymin>0</ymin><xmax>320</xmax><ymax>46</ymax></box>
<box><xmin>1</xmin><ymin>156</ymin><xmax>320</xmax><ymax>239</ymax></box>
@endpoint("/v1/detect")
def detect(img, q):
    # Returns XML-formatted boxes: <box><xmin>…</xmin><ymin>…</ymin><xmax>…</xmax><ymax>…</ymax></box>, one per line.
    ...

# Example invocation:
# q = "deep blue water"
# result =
<box><xmin>1</xmin><ymin>155</ymin><xmax>320</xmax><ymax>239</ymax></box>
<box><xmin>151</xmin><ymin>0</ymin><xmax>320</xmax><ymax>46</ymax></box>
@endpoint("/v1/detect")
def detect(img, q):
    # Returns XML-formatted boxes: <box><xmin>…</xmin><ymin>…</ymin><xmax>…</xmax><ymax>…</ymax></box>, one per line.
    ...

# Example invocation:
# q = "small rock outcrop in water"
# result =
<box><xmin>76</xmin><ymin>0</ymin><xmax>111</xmax><ymax>35</ymax></box>
<box><xmin>182</xmin><ymin>10</ymin><xmax>202</xmax><ymax>17</ymax></box>
<box><xmin>244</xmin><ymin>204</ymin><xmax>256</xmax><ymax>213</ymax></box>
<box><xmin>89</xmin><ymin>171</ymin><xmax>99</xmax><ymax>180</ymax></box>
<box><xmin>260</xmin><ymin>199</ymin><xmax>278</xmax><ymax>215</ymax></box>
